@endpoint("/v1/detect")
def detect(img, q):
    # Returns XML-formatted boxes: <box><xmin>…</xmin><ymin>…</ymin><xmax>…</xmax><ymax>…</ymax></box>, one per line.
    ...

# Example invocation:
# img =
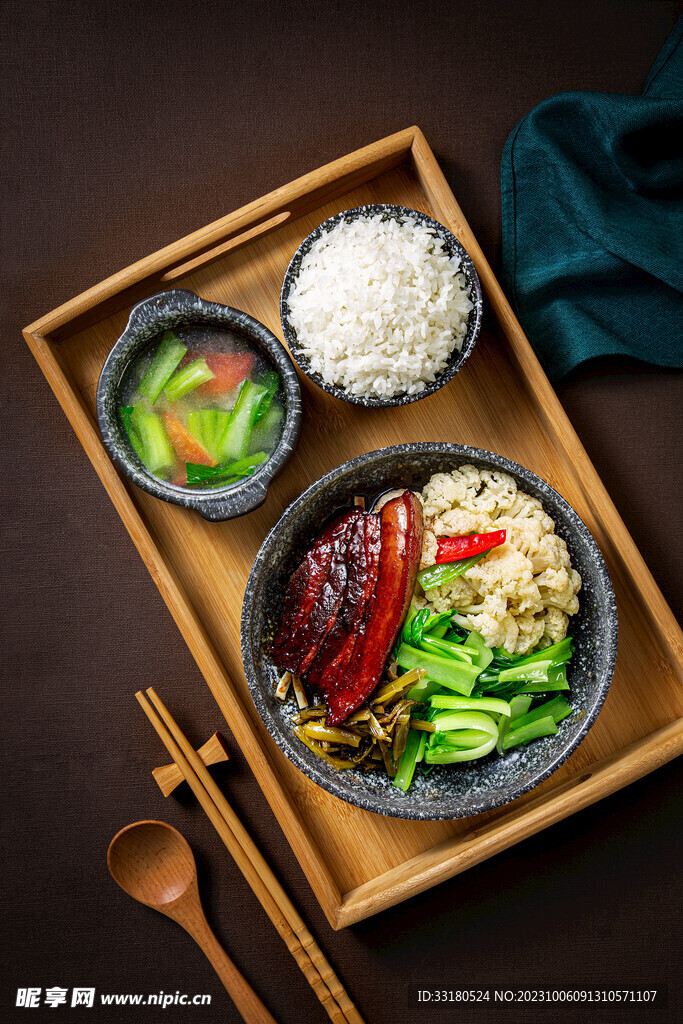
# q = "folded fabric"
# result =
<box><xmin>501</xmin><ymin>18</ymin><xmax>683</xmax><ymax>381</ymax></box>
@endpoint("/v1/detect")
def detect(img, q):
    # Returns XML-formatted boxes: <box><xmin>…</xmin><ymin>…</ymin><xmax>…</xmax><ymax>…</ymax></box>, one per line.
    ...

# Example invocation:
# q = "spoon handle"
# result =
<box><xmin>187</xmin><ymin>916</ymin><xmax>278</xmax><ymax>1024</ymax></box>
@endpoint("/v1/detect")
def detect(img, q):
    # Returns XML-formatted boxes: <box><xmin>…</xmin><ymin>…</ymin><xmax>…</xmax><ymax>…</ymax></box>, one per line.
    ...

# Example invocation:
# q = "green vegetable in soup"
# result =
<box><xmin>185</xmin><ymin>410</ymin><xmax>206</xmax><ymax>450</ymax></box>
<box><xmin>138</xmin><ymin>332</ymin><xmax>187</xmax><ymax>404</ymax></box>
<box><xmin>119</xmin><ymin>406</ymin><xmax>145</xmax><ymax>461</ymax></box>
<box><xmin>216</xmin><ymin>380</ymin><xmax>268</xmax><ymax>462</ymax></box>
<box><xmin>164</xmin><ymin>357</ymin><xmax>215</xmax><ymax>402</ymax></box>
<box><xmin>250</xmin><ymin>401</ymin><xmax>284</xmax><ymax>453</ymax></box>
<box><xmin>129</xmin><ymin>405</ymin><xmax>175</xmax><ymax>475</ymax></box>
<box><xmin>254</xmin><ymin>371</ymin><xmax>280</xmax><ymax>421</ymax></box>
<box><xmin>185</xmin><ymin>451</ymin><xmax>268</xmax><ymax>487</ymax></box>
<box><xmin>187</xmin><ymin>409</ymin><xmax>230</xmax><ymax>460</ymax></box>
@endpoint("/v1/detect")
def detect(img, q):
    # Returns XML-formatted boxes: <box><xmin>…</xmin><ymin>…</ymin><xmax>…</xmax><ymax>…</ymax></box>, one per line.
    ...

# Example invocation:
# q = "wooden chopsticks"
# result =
<box><xmin>136</xmin><ymin>688</ymin><xmax>365</xmax><ymax>1024</ymax></box>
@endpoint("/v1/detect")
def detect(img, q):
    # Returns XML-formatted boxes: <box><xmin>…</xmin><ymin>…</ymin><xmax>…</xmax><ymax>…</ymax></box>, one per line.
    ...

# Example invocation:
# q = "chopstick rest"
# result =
<box><xmin>153</xmin><ymin>730</ymin><xmax>230</xmax><ymax>796</ymax></box>
<box><xmin>136</xmin><ymin>688</ymin><xmax>366</xmax><ymax>1024</ymax></box>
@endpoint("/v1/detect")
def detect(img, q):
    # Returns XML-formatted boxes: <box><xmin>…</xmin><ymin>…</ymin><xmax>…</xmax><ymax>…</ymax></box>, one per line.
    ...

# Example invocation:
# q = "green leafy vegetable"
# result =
<box><xmin>129</xmin><ymin>405</ymin><xmax>175</xmax><ymax>475</ymax></box>
<box><xmin>418</xmin><ymin>634</ymin><xmax>477</xmax><ymax>663</ymax></box>
<box><xmin>138</xmin><ymin>332</ymin><xmax>187</xmax><ymax>404</ymax></box>
<box><xmin>254</xmin><ymin>371</ymin><xmax>280</xmax><ymax>421</ymax></box>
<box><xmin>119</xmin><ymin>406</ymin><xmax>145</xmax><ymax>461</ymax></box>
<box><xmin>510</xmin><ymin>695</ymin><xmax>572</xmax><ymax>730</ymax></box>
<box><xmin>503</xmin><ymin>715</ymin><xmax>558</xmax><ymax>751</ymax></box>
<box><xmin>416</xmin><ymin>552</ymin><xmax>484</xmax><ymax>591</ymax></box>
<box><xmin>396</xmin><ymin>643</ymin><xmax>481</xmax><ymax>697</ymax></box>
<box><xmin>217</xmin><ymin>380</ymin><xmax>268</xmax><ymax>462</ymax></box>
<box><xmin>430</xmin><ymin>694</ymin><xmax>512</xmax><ymax>716</ymax></box>
<box><xmin>392</xmin><ymin>729</ymin><xmax>426</xmax><ymax>792</ymax></box>
<box><xmin>185</xmin><ymin>451</ymin><xmax>268</xmax><ymax>487</ymax></box>
<box><xmin>498</xmin><ymin>660</ymin><xmax>553</xmax><ymax>684</ymax></box>
<box><xmin>496</xmin><ymin>694</ymin><xmax>532</xmax><ymax>754</ymax></box>
<box><xmin>164</xmin><ymin>357</ymin><xmax>215</xmax><ymax>402</ymax></box>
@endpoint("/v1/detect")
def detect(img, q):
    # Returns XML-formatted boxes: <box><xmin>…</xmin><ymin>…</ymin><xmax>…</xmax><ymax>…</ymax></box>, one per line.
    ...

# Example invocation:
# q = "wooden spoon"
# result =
<box><xmin>108</xmin><ymin>820</ymin><xmax>277</xmax><ymax>1024</ymax></box>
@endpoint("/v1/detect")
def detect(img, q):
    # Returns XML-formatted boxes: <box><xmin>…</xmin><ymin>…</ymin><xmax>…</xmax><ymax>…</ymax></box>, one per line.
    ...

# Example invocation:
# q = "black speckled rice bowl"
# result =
<box><xmin>280</xmin><ymin>205</ymin><xmax>483</xmax><ymax>408</ymax></box>
<box><xmin>241</xmin><ymin>443</ymin><xmax>618</xmax><ymax>821</ymax></box>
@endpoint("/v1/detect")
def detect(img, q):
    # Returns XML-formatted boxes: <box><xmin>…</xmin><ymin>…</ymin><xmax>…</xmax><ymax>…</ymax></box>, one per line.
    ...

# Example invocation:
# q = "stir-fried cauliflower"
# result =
<box><xmin>420</xmin><ymin>466</ymin><xmax>581</xmax><ymax>655</ymax></box>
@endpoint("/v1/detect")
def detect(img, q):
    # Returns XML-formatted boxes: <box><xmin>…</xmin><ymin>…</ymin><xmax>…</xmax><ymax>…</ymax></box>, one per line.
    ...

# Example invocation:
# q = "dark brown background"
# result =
<box><xmin>2</xmin><ymin>1</ymin><xmax>682</xmax><ymax>1022</ymax></box>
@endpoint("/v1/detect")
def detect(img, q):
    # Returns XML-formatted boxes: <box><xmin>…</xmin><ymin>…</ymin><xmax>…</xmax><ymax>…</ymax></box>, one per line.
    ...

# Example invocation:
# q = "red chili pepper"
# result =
<box><xmin>435</xmin><ymin>529</ymin><xmax>506</xmax><ymax>563</ymax></box>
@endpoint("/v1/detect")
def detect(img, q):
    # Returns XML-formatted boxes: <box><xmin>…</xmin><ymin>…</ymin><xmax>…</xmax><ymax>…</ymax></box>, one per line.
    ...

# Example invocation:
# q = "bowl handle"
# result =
<box><xmin>123</xmin><ymin>289</ymin><xmax>200</xmax><ymax>336</ymax></box>
<box><xmin>197</xmin><ymin>476</ymin><xmax>270</xmax><ymax>522</ymax></box>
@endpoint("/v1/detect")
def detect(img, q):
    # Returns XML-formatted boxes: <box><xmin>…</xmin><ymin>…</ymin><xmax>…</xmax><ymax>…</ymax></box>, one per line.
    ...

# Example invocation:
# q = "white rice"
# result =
<box><xmin>286</xmin><ymin>213</ymin><xmax>473</xmax><ymax>400</ymax></box>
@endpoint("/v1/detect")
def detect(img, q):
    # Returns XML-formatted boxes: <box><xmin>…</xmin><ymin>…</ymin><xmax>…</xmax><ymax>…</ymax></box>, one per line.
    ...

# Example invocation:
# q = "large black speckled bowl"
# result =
<box><xmin>280</xmin><ymin>205</ymin><xmax>483</xmax><ymax>407</ymax></box>
<box><xmin>241</xmin><ymin>443</ymin><xmax>618</xmax><ymax>820</ymax></box>
<box><xmin>96</xmin><ymin>289</ymin><xmax>302</xmax><ymax>522</ymax></box>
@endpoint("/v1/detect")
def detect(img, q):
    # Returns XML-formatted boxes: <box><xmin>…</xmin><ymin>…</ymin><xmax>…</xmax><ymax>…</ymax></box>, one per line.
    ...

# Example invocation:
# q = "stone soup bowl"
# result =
<box><xmin>241</xmin><ymin>443</ymin><xmax>618</xmax><ymax>820</ymax></box>
<box><xmin>96</xmin><ymin>289</ymin><xmax>302</xmax><ymax>522</ymax></box>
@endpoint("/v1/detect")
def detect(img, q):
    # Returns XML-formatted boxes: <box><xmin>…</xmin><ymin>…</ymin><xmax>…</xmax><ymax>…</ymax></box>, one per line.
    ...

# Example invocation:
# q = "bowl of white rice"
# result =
<box><xmin>280</xmin><ymin>205</ymin><xmax>483</xmax><ymax>406</ymax></box>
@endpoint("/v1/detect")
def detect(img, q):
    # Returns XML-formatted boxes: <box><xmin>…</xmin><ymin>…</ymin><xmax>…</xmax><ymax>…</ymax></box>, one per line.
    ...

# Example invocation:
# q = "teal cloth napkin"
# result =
<box><xmin>501</xmin><ymin>19</ymin><xmax>683</xmax><ymax>381</ymax></box>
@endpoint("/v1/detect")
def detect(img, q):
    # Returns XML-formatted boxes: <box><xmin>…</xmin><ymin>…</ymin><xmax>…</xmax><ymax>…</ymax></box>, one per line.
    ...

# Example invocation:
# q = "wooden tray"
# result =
<box><xmin>24</xmin><ymin>127</ymin><xmax>683</xmax><ymax>929</ymax></box>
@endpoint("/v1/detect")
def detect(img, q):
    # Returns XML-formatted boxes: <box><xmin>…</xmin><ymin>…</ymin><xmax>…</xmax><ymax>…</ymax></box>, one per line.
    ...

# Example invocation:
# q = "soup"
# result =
<box><xmin>118</xmin><ymin>325</ymin><xmax>284</xmax><ymax>488</ymax></box>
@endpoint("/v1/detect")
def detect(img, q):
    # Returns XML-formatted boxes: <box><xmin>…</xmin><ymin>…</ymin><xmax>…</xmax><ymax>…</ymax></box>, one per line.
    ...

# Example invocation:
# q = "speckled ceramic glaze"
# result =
<box><xmin>280</xmin><ymin>205</ymin><xmax>483</xmax><ymax>407</ymax></box>
<box><xmin>96</xmin><ymin>289</ymin><xmax>302</xmax><ymax>521</ymax></box>
<box><xmin>241</xmin><ymin>444</ymin><xmax>618</xmax><ymax>820</ymax></box>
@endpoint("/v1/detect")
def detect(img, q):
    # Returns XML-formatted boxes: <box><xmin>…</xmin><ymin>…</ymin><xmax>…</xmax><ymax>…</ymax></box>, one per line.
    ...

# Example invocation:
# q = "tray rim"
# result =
<box><xmin>23</xmin><ymin>126</ymin><xmax>683</xmax><ymax>929</ymax></box>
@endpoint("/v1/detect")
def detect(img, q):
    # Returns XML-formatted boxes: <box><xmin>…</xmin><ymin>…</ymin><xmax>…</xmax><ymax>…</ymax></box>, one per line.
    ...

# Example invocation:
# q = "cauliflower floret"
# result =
<box><xmin>495</xmin><ymin>514</ymin><xmax>545</xmax><ymax>558</ymax></box>
<box><xmin>466</xmin><ymin>545</ymin><xmax>541</xmax><ymax>609</ymax></box>
<box><xmin>508</xmin><ymin>583</ymin><xmax>545</xmax><ymax>616</ymax></box>
<box><xmin>420</xmin><ymin>527</ymin><xmax>438</xmax><ymax>569</ymax></box>
<box><xmin>459</xmin><ymin>469</ymin><xmax>518</xmax><ymax>516</ymax></box>
<box><xmin>537</xmin><ymin>567</ymin><xmax>582</xmax><ymax>616</ymax></box>
<box><xmin>425</xmin><ymin>576</ymin><xmax>477</xmax><ymax>614</ymax></box>
<box><xmin>431</xmin><ymin>507</ymin><xmax>491</xmax><ymax>538</ymax></box>
<box><xmin>514</xmin><ymin>613</ymin><xmax>546</xmax><ymax>654</ymax></box>
<box><xmin>455</xmin><ymin>605</ymin><xmax>519</xmax><ymax>651</ymax></box>
<box><xmin>422</xmin><ymin>472</ymin><xmax>470</xmax><ymax>517</ymax></box>
<box><xmin>506</xmin><ymin>492</ymin><xmax>555</xmax><ymax>534</ymax></box>
<box><xmin>456</xmin><ymin>593</ymin><xmax>519</xmax><ymax>652</ymax></box>
<box><xmin>418</xmin><ymin>467</ymin><xmax>581</xmax><ymax>655</ymax></box>
<box><xmin>456</xmin><ymin>464</ymin><xmax>486</xmax><ymax>501</ymax></box>
<box><xmin>540</xmin><ymin>605</ymin><xmax>570</xmax><ymax>645</ymax></box>
<box><xmin>528</xmin><ymin>533</ymin><xmax>571</xmax><ymax>574</ymax></box>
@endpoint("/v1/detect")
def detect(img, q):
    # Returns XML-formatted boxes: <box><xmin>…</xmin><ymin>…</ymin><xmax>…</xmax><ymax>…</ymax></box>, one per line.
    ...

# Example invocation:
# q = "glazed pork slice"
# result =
<box><xmin>306</xmin><ymin>512</ymin><xmax>381</xmax><ymax>694</ymax></box>
<box><xmin>322</xmin><ymin>490</ymin><xmax>424</xmax><ymax>725</ymax></box>
<box><xmin>270</xmin><ymin>509</ymin><xmax>364</xmax><ymax>675</ymax></box>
